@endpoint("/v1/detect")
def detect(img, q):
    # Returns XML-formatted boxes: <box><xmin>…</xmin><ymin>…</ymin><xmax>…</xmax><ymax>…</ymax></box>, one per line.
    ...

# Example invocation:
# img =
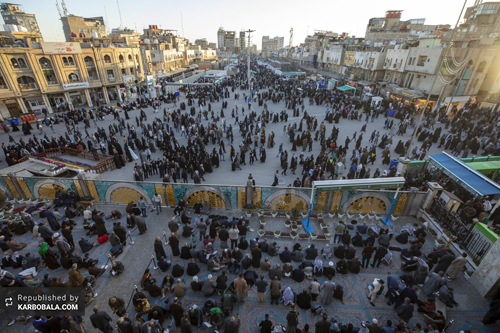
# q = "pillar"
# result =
<box><xmin>7</xmin><ymin>173</ymin><xmax>25</xmax><ymax>199</ymax></box>
<box><xmin>77</xmin><ymin>173</ymin><xmax>90</xmax><ymax>197</ymax></box>
<box><xmin>16</xmin><ymin>98</ymin><xmax>28</xmax><ymax>114</ymax></box>
<box><xmin>422</xmin><ymin>182</ymin><xmax>443</xmax><ymax>211</ymax></box>
<box><xmin>245</xmin><ymin>180</ymin><xmax>254</xmax><ymax>207</ymax></box>
<box><xmin>63</xmin><ymin>92</ymin><xmax>74</xmax><ymax>111</ymax></box>
<box><xmin>397</xmin><ymin>157</ymin><xmax>411</xmax><ymax>177</ymax></box>
<box><xmin>102</xmin><ymin>86</ymin><xmax>110</xmax><ymax>104</ymax></box>
<box><xmin>84</xmin><ymin>89</ymin><xmax>93</xmax><ymax>108</ymax></box>
<box><xmin>469</xmin><ymin>238</ymin><xmax>500</xmax><ymax>297</ymax></box>
<box><xmin>116</xmin><ymin>85</ymin><xmax>122</xmax><ymax>102</ymax></box>
<box><xmin>41</xmin><ymin>94</ymin><xmax>53</xmax><ymax>114</ymax></box>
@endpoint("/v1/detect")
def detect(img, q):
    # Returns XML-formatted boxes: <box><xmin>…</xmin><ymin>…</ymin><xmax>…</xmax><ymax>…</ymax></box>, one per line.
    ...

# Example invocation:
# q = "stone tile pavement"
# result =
<box><xmin>0</xmin><ymin>204</ymin><xmax>499</xmax><ymax>332</ymax></box>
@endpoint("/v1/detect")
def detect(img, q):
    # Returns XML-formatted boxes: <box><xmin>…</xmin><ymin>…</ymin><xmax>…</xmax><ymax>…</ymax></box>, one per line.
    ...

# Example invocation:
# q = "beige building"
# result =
<box><xmin>0</xmin><ymin>36</ymin><xmax>144</xmax><ymax>118</ymax></box>
<box><xmin>61</xmin><ymin>15</ymin><xmax>107</xmax><ymax>41</ymax></box>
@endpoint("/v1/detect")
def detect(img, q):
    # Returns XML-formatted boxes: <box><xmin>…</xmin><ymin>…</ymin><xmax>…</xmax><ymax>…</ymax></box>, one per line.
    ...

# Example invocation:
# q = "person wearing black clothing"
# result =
<box><xmin>348</xmin><ymin>257</ymin><xmax>361</xmax><ymax>274</ymax></box>
<box><xmin>187</xmin><ymin>259</ymin><xmax>200</xmax><ymax>276</ymax></box>
<box><xmin>172</xmin><ymin>263</ymin><xmax>185</xmax><ymax>278</ymax></box>
<box><xmin>259</xmin><ymin>314</ymin><xmax>273</xmax><ymax>333</ymax></box>
<box><xmin>323</xmin><ymin>262</ymin><xmax>336</xmax><ymax>277</ymax></box>
<box><xmin>180</xmin><ymin>243</ymin><xmax>193</xmax><ymax>260</ymax></box>
<box><xmin>158</xmin><ymin>257</ymin><xmax>171</xmax><ymax>272</ymax></box>
<box><xmin>241</xmin><ymin>254</ymin><xmax>252</xmax><ymax>270</ymax></box>
<box><xmin>145</xmin><ymin>280</ymin><xmax>162</xmax><ymax>298</ymax></box>
<box><xmin>296</xmin><ymin>289</ymin><xmax>312</xmax><ymax>309</ymax></box>
<box><xmin>305</xmin><ymin>244</ymin><xmax>318</xmax><ymax>260</ymax></box>
<box><xmin>334</xmin><ymin>245</ymin><xmax>346</xmax><ymax>259</ymax></box>
<box><xmin>372</xmin><ymin>245</ymin><xmax>388</xmax><ymax>268</ymax></box>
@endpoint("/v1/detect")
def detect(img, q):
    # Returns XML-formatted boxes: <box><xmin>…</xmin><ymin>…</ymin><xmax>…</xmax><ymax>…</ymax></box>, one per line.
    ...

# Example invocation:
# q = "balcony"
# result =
<box><xmin>89</xmin><ymin>76</ymin><xmax>100</xmax><ymax>81</ymax></box>
<box><xmin>85</xmin><ymin>62</ymin><xmax>95</xmax><ymax>68</ymax></box>
<box><xmin>19</xmin><ymin>82</ymin><xmax>38</xmax><ymax>90</ymax></box>
<box><xmin>46</xmin><ymin>80</ymin><xmax>58</xmax><ymax>85</ymax></box>
<box><xmin>40</xmin><ymin>64</ymin><xmax>53</xmax><ymax>70</ymax></box>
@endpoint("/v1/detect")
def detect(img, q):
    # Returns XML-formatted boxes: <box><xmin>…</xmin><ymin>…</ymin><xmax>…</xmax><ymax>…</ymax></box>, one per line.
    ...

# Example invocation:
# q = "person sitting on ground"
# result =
<box><xmin>336</xmin><ymin>259</ymin><xmax>349</xmax><ymax>275</ymax></box>
<box><xmin>348</xmin><ymin>256</ymin><xmax>361</xmax><ymax>274</ymax></box>
<box><xmin>305</xmin><ymin>244</ymin><xmax>318</xmax><ymax>260</ymax></box>
<box><xmin>190</xmin><ymin>276</ymin><xmax>202</xmax><ymax>292</ymax></box>
<box><xmin>321</xmin><ymin>244</ymin><xmax>332</xmax><ymax>259</ymax></box>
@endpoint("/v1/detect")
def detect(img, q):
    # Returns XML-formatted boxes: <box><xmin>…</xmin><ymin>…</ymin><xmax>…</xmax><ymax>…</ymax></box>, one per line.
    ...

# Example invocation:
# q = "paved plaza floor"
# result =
<box><xmin>0</xmin><ymin>204</ymin><xmax>499</xmax><ymax>332</ymax></box>
<box><xmin>0</xmin><ymin>83</ymin><xmax>482</xmax><ymax>186</ymax></box>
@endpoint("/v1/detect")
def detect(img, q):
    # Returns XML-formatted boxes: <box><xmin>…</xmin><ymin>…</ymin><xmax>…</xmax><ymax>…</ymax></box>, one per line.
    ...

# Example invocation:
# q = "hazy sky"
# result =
<box><xmin>9</xmin><ymin>0</ymin><xmax>466</xmax><ymax>47</ymax></box>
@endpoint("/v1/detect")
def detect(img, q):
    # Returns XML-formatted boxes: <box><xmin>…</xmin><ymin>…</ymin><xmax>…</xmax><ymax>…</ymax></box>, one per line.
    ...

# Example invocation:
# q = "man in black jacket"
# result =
<box><xmin>372</xmin><ymin>245</ymin><xmax>388</xmax><ymax>268</ymax></box>
<box><xmin>90</xmin><ymin>306</ymin><xmax>113</xmax><ymax>333</ymax></box>
<box><xmin>296</xmin><ymin>289</ymin><xmax>311</xmax><ymax>309</ymax></box>
<box><xmin>348</xmin><ymin>256</ymin><xmax>362</xmax><ymax>274</ymax></box>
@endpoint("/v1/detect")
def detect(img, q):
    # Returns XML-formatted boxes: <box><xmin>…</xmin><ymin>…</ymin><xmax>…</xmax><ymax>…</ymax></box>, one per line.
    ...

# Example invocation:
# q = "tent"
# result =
<box><xmin>336</xmin><ymin>85</ymin><xmax>356</xmax><ymax>92</ymax></box>
<box><xmin>371</xmin><ymin>96</ymin><xmax>384</xmax><ymax>108</ymax></box>
<box><xmin>327</xmin><ymin>79</ymin><xmax>338</xmax><ymax>90</ymax></box>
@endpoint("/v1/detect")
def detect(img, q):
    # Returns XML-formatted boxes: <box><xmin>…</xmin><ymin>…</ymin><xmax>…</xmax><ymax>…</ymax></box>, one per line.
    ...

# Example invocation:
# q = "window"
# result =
<box><xmin>69</xmin><ymin>73</ymin><xmax>79</xmax><ymax>82</ymax></box>
<box><xmin>11</xmin><ymin>58</ymin><xmax>19</xmax><ymax>68</ymax></box>
<box><xmin>417</xmin><ymin>56</ymin><xmax>427</xmax><ymax>66</ymax></box>
<box><xmin>477</xmin><ymin>61</ymin><xmax>486</xmax><ymax>73</ymax></box>
<box><xmin>121</xmin><ymin>68</ymin><xmax>127</xmax><ymax>75</ymax></box>
<box><xmin>119</xmin><ymin>55</ymin><xmax>124</xmax><ymax>62</ymax></box>
<box><xmin>17</xmin><ymin>58</ymin><xmax>27</xmax><ymax>68</ymax></box>
<box><xmin>39</xmin><ymin>57</ymin><xmax>51</xmax><ymax>68</ymax></box>
<box><xmin>68</xmin><ymin>56</ymin><xmax>75</xmax><ymax>66</ymax></box>
<box><xmin>128</xmin><ymin>54</ymin><xmax>133</xmax><ymax>61</ymax></box>
<box><xmin>0</xmin><ymin>76</ymin><xmax>7</xmax><ymax>88</ymax></box>
<box><xmin>107</xmin><ymin>69</ymin><xmax>115</xmax><ymax>81</ymax></box>
<box><xmin>104</xmin><ymin>55</ymin><xmax>111</xmax><ymax>63</ymax></box>
<box><xmin>62</xmin><ymin>57</ymin><xmax>69</xmax><ymax>66</ymax></box>
<box><xmin>45</xmin><ymin>74</ymin><xmax>57</xmax><ymax>85</ymax></box>
<box><xmin>17</xmin><ymin>76</ymin><xmax>37</xmax><ymax>89</ymax></box>
<box><xmin>84</xmin><ymin>56</ymin><xmax>94</xmax><ymax>67</ymax></box>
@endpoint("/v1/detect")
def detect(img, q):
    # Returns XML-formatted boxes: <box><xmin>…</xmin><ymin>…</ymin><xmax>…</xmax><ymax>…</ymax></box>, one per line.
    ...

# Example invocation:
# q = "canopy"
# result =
<box><xmin>282</xmin><ymin>72</ymin><xmax>306</xmax><ymax>76</ymax></box>
<box><xmin>336</xmin><ymin>85</ymin><xmax>356</xmax><ymax>92</ymax></box>
<box><xmin>313</xmin><ymin>177</ymin><xmax>405</xmax><ymax>192</ymax></box>
<box><xmin>250</xmin><ymin>70</ymin><xmax>257</xmax><ymax>74</ymax></box>
<box><xmin>429</xmin><ymin>152</ymin><xmax>500</xmax><ymax>199</ymax></box>
<box><xmin>328</xmin><ymin>78</ymin><xmax>338</xmax><ymax>82</ymax></box>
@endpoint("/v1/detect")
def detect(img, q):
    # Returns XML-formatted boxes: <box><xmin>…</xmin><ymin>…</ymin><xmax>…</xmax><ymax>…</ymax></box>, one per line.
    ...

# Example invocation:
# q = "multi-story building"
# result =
<box><xmin>262</xmin><ymin>36</ymin><xmax>284</xmax><ymax>51</ymax></box>
<box><xmin>110</xmin><ymin>28</ymin><xmax>141</xmax><ymax>45</ymax></box>
<box><xmin>61</xmin><ymin>15</ymin><xmax>106</xmax><ymax>41</ymax></box>
<box><xmin>382</xmin><ymin>48</ymin><xmax>409</xmax><ymax>86</ymax></box>
<box><xmin>195</xmin><ymin>38</ymin><xmax>208</xmax><ymax>49</ymax></box>
<box><xmin>217</xmin><ymin>27</ymin><xmax>225</xmax><ymax>49</ymax></box>
<box><xmin>0</xmin><ymin>36</ymin><xmax>144</xmax><ymax>118</ymax></box>
<box><xmin>1</xmin><ymin>3</ymin><xmax>40</xmax><ymax>33</ymax></box>
<box><xmin>239</xmin><ymin>30</ymin><xmax>246</xmax><ymax>51</ymax></box>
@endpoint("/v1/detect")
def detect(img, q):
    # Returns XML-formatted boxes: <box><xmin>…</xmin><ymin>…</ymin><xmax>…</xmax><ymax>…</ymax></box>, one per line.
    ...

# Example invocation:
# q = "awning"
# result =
<box><xmin>429</xmin><ymin>152</ymin><xmax>500</xmax><ymax>199</ymax></box>
<box><xmin>282</xmin><ymin>72</ymin><xmax>306</xmax><ymax>76</ymax></box>
<box><xmin>328</xmin><ymin>78</ymin><xmax>338</xmax><ymax>82</ymax></box>
<box><xmin>444</xmin><ymin>96</ymin><xmax>471</xmax><ymax>103</ymax></box>
<box><xmin>313</xmin><ymin>177</ymin><xmax>405</xmax><ymax>192</ymax></box>
<box><xmin>377</xmin><ymin>82</ymin><xmax>388</xmax><ymax>86</ymax></box>
<box><xmin>398</xmin><ymin>89</ymin><xmax>424</xmax><ymax>99</ymax></box>
<box><xmin>337</xmin><ymin>85</ymin><xmax>356</xmax><ymax>91</ymax></box>
<box><xmin>358</xmin><ymin>80</ymin><xmax>374</xmax><ymax>86</ymax></box>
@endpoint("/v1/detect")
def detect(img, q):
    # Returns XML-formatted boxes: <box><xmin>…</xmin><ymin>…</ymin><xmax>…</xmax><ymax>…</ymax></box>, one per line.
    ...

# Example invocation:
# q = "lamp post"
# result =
<box><xmin>246</xmin><ymin>29</ymin><xmax>255</xmax><ymax>92</ymax></box>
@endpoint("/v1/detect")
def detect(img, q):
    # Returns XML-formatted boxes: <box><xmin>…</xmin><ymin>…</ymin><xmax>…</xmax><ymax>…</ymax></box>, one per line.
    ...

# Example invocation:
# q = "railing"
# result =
<box><xmin>85</xmin><ymin>62</ymin><xmax>95</xmax><ymax>67</ymax></box>
<box><xmin>429</xmin><ymin>199</ymin><xmax>491</xmax><ymax>263</ymax></box>
<box><xmin>46</xmin><ymin>80</ymin><xmax>58</xmax><ymax>85</ymax></box>
<box><xmin>18</xmin><ymin>82</ymin><xmax>38</xmax><ymax>90</ymax></box>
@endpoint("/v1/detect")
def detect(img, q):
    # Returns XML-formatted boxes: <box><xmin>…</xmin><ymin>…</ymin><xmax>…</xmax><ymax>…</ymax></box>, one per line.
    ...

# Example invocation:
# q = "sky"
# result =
<box><xmin>8</xmin><ymin>0</ymin><xmax>468</xmax><ymax>47</ymax></box>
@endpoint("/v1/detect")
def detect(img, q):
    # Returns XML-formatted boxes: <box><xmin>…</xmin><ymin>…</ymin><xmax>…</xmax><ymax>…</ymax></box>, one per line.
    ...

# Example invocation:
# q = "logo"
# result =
<box><xmin>5</xmin><ymin>297</ymin><xmax>13</xmax><ymax>307</ymax></box>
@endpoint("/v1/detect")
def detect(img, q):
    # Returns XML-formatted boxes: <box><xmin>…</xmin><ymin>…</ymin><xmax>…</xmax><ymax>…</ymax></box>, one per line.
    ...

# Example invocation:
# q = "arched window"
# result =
<box><xmin>68</xmin><ymin>73</ymin><xmax>79</xmax><ymax>82</ymax></box>
<box><xmin>104</xmin><ymin>55</ymin><xmax>111</xmax><ymax>63</ymax></box>
<box><xmin>39</xmin><ymin>57</ymin><xmax>51</xmax><ymax>68</ymax></box>
<box><xmin>128</xmin><ymin>54</ymin><xmax>132</xmax><ymax>61</ymax></box>
<box><xmin>84</xmin><ymin>56</ymin><xmax>94</xmax><ymax>66</ymax></box>
<box><xmin>67</xmin><ymin>56</ymin><xmax>75</xmax><ymax>66</ymax></box>
<box><xmin>0</xmin><ymin>76</ymin><xmax>7</xmax><ymax>88</ymax></box>
<box><xmin>17</xmin><ymin>58</ymin><xmax>27</xmax><ymax>68</ymax></box>
<box><xmin>477</xmin><ymin>61</ymin><xmax>486</xmax><ymax>73</ymax></box>
<box><xmin>136</xmin><ymin>55</ymin><xmax>139</xmax><ymax>63</ymax></box>
<box><xmin>17</xmin><ymin>75</ymin><xmax>36</xmax><ymax>89</ymax></box>
<box><xmin>11</xmin><ymin>58</ymin><xmax>19</xmax><ymax>68</ymax></box>
<box><xmin>62</xmin><ymin>57</ymin><xmax>69</xmax><ymax>66</ymax></box>
<box><xmin>119</xmin><ymin>54</ymin><xmax>124</xmax><ymax>62</ymax></box>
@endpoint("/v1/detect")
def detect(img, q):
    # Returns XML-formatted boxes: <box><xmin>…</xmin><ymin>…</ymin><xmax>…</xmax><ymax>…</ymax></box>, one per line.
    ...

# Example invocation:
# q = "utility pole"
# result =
<box><xmin>246</xmin><ymin>29</ymin><xmax>255</xmax><ymax>92</ymax></box>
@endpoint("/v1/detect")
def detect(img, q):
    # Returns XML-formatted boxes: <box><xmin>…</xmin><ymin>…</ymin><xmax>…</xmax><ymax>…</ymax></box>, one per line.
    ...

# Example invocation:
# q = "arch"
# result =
<box><xmin>84</xmin><ymin>56</ymin><xmax>94</xmax><ymax>66</ymax></box>
<box><xmin>182</xmin><ymin>186</ymin><xmax>232</xmax><ymax>209</ymax></box>
<box><xmin>0</xmin><ymin>184</ymin><xmax>12</xmax><ymax>198</ymax></box>
<box><xmin>128</xmin><ymin>54</ymin><xmax>133</xmax><ymax>61</ymax></box>
<box><xmin>39</xmin><ymin>57</ymin><xmax>51</xmax><ymax>68</ymax></box>
<box><xmin>104</xmin><ymin>55</ymin><xmax>111</xmax><ymax>63</ymax></box>
<box><xmin>262</xmin><ymin>189</ymin><xmax>311</xmax><ymax>210</ymax></box>
<box><xmin>105</xmin><ymin>182</ymin><xmax>152</xmax><ymax>204</ymax></box>
<box><xmin>33</xmin><ymin>179</ymin><xmax>70</xmax><ymax>199</ymax></box>
<box><xmin>62</xmin><ymin>57</ymin><xmax>69</xmax><ymax>66</ymax></box>
<box><xmin>17</xmin><ymin>75</ymin><xmax>35</xmax><ymax>84</ymax></box>
<box><xmin>11</xmin><ymin>58</ymin><xmax>19</xmax><ymax>68</ymax></box>
<box><xmin>477</xmin><ymin>61</ymin><xmax>486</xmax><ymax>73</ymax></box>
<box><xmin>67</xmin><ymin>56</ymin><xmax>75</xmax><ymax>65</ymax></box>
<box><xmin>119</xmin><ymin>54</ymin><xmax>124</xmax><ymax>62</ymax></box>
<box><xmin>68</xmin><ymin>73</ymin><xmax>79</xmax><ymax>82</ymax></box>
<box><xmin>340</xmin><ymin>192</ymin><xmax>391</xmax><ymax>214</ymax></box>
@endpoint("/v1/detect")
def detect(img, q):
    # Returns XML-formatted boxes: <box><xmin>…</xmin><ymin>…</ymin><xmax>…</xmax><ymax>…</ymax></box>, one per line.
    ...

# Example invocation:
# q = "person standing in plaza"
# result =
<box><xmin>137</xmin><ymin>197</ymin><xmax>147</xmax><ymax>217</ymax></box>
<box><xmin>153</xmin><ymin>193</ymin><xmax>162</xmax><ymax>215</ymax></box>
<box><xmin>334</xmin><ymin>221</ymin><xmax>345</xmax><ymax>244</ymax></box>
<box><xmin>90</xmin><ymin>306</ymin><xmax>113</xmax><ymax>333</ymax></box>
<box><xmin>168</xmin><ymin>216</ymin><xmax>179</xmax><ymax>238</ymax></box>
<box><xmin>169</xmin><ymin>232</ymin><xmax>180</xmax><ymax>257</ymax></box>
<box><xmin>234</xmin><ymin>273</ymin><xmax>249</xmax><ymax>303</ymax></box>
<box><xmin>255</xmin><ymin>275</ymin><xmax>268</xmax><ymax>303</ymax></box>
<box><xmin>286</xmin><ymin>303</ymin><xmax>299</xmax><ymax>333</ymax></box>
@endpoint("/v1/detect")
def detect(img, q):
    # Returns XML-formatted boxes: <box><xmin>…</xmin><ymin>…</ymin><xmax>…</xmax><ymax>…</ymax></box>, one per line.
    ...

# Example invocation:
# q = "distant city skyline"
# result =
<box><xmin>6</xmin><ymin>0</ymin><xmax>464</xmax><ymax>47</ymax></box>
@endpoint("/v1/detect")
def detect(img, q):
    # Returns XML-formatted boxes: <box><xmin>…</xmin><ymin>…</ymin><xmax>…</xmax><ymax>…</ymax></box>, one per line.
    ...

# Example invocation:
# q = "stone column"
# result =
<box><xmin>77</xmin><ymin>173</ymin><xmax>90</xmax><ymax>197</ymax></box>
<box><xmin>7</xmin><ymin>173</ymin><xmax>25</xmax><ymax>199</ymax></box>
<box><xmin>116</xmin><ymin>85</ymin><xmax>123</xmax><ymax>102</ymax></box>
<box><xmin>63</xmin><ymin>92</ymin><xmax>74</xmax><ymax>111</ymax></box>
<box><xmin>422</xmin><ymin>182</ymin><xmax>443</xmax><ymax>210</ymax></box>
<box><xmin>84</xmin><ymin>89</ymin><xmax>93</xmax><ymax>108</ymax></box>
<box><xmin>245</xmin><ymin>180</ymin><xmax>254</xmax><ymax>207</ymax></box>
<box><xmin>469</xmin><ymin>238</ymin><xmax>500</xmax><ymax>297</ymax></box>
<box><xmin>41</xmin><ymin>94</ymin><xmax>53</xmax><ymax>114</ymax></box>
<box><xmin>102</xmin><ymin>86</ymin><xmax>110</xmax><ymax>104</ymax></box>
<box><xmin>16</xmin><ymin>97</ymin><xmax>28</xmax><ymax>114</ymax></box>
<box><xmin>397</xmin><ymin>157</ymin><xmax>411</xmax><ymax>176</ymax></box>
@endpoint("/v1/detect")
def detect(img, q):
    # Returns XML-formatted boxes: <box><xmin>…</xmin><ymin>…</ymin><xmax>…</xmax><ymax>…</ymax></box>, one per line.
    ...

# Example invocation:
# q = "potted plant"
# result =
<box><xmin>290</xmin><ymin>206</ymin><xmax>300</xmax><ymax>221</ymax></box>
<box><xmin>367</xmin><ymin>213</ymin><xmax>375</xmax><ymax>220</ymax></box>
<box><xmin>271</xmin><ymin>211</ymin><xmax>278</xmax><ymax>218</ymax></box>
<box><xmin>310</xmin><ymin>232</ymin><xmax>317</xmax><ymax>240</ymax></box>
<box><xmin>325</xmin><ymin>233</ymin><xmax>332</xmax><ymax>240</ymax></box>
<box><xmin>285</xmin><ymin>220</ymin><xmax>291</xmax><ymax>228</ymax></box>
<box><xmin>257</xmin><ymin>209</ymin><xmax>265</xmax><ymax>217</ymax></box>
<box><xmin>291</xmin><ymin>223</ymin><xmax>298</xmax><ymax>231</ymax></box>
<box><xmin>274</xmin><ymin>230</ymin><xmax>281</xmax><ymax>238</ymax></box>
<box><xmin>291</xmin><ymin>230</ymin><xmax>298</xmax><ymax>239</ymax></box>
<box><xmin>244</xmin><ymin>204</ymin><xmax>256</xmax><ymax>217</ymax></box>
<box><xmin>317</xmin><ymin>213</ymin><xmax>323</xmax><ymax>219</ymax></box>
<box><xmin>260</xmin><ymin>219</ymin><xmax>267</xmax><ymax>226</ymax></box>
<box><xmin>359</xmin><ymin>213</ymin><xmax>366</xmax><ymax>220</ymax></box>
<box><xmin>285</xmin><ymin>211</ymin><xmax>292</xmax><ymax>219</ymax></box>
<box><xmin>320</xmin><ymin>222</ymin><xmax>327</xmax><ymax>229</ymax></box>
<box><xmin>301</xmin><ymin>211</ymin><xmax>308</xmax><ymax>218</ymax></box>
<box><xmin>337</xmin><ymin>212</ymin><xmax>344</xmax><ymax>219</ymax></box>
<box><xmin>258</xmin><ymin>229</ymin><xmax>265</xmax><ymax>236</ymax></box>
<box><xmin>328</xmin><ymin>211</ymin><xmax>335</xmax><ymax>218</ymax></box>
